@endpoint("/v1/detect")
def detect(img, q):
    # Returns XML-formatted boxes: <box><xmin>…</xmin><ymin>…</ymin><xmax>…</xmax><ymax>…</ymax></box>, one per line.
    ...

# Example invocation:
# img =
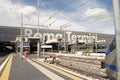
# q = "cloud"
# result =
<box><xmin>20</xmin><ymin>6</ymin><xmax>36</xmax><ymax>16</ymax></box>
<box><xmin>0</xmin><ymin>0</ymin><xmax>18</xmax><ymax>26</ymax></box>
<box><xmin>0</xmin><ymin>0</ymin><xmax>114</xmax><ymax>34</ymax></box>
<box><xmin>84</xmin><ymin>8</ymin><xmax>111</xmax><ymax>21</ymax></box>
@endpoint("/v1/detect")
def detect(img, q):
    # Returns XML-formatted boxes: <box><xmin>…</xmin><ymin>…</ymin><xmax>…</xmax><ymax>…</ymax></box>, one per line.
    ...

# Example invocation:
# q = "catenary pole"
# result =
<box><xmin>20</xmin><ymin>13</ymin><xmax>23</xmax><ymax>58</ymax></box>
<box><xmin>64</xmin><ymin>30</ymin><xmax>66</xmax><ymax>52</ymax></box>
<box><xmin>112</xmin><ymin>0</ymin><xmax>120</xmax><ymax>80</ymax></box>
<box><xmin>37</xmin><ymin>0</ymin><xmax>41</xmax><ymax>58</ymax></box>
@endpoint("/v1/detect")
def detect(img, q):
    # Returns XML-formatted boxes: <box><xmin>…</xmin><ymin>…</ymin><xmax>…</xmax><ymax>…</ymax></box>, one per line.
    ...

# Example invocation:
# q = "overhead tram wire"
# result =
<box><xmin>48</xmin><ymin>20</ymin><xmax>57</xmax><ymax>27</ymax></box>
<box><xmin>11</xmin><ymin>0</ymin><xmax>20</xmax><ymax>19</ymax></box>
<box><xmin>11</xmin><ymin>0</ymin><xmax>28</xmax><ymax>25</ymax></box>
<box><xmin>10</xmin><ymin>0</ymin><xmax>16</xmax><ymax>18</ymax></box>
<box><xmin>63</xmin><ymin>0</ymin><xmax>112</xmax><ymax>23</ymax></box>
<box><xmin>49</xmin><ymin>0</ymin><xmax>74</xmax><ymax>19</ymax></box>
<box><xmin>23</xmin><ymin>24</ymin><xmax>48</xmax><ymax>28</ymax></box>
<box><xmin>47</xmin><ymin>0</ymin><xmax>88</xmax><ymax>28</ymax></box>
<box><xmin>26</xmin><ymin>9</ymin><xmax>37</xmax><ymax>24</ymax></box>
<box><xmin>53</xmin><ymin>0</ymin><xmax>91</xmax><ymax>30</ymax></box>
<box><xmin>58</xmin><ymin>1</ymin><xmax>113</xmax><ymax>30</ymax></box>
<box><xmin>73</xmin><ymin>0</ymin><xmax>113</xmax><ymax>23</ymax></box>
<box><xmin>19</xmin><ymin>1</ymin><xmax>42</xmax><ymax>28</ymax></box>
<box><xmin>75</xmin><ymin>7</ymin><xmax>113</xmax><ymax>28</ymax></box>
<box><xmin>45</xmin><ymin>0</ymin><xmax>110</xmax><ymax>30</ymax></box>
<box><xmin>67</xmin><ymin>14</ymin><xmax>113</xmax><ymax>30</ymax></box>
<box><xmin>64</xmin><ymin>15</ymin><xmax>112</xmax><ymax>31</ymax></box>
<box><xmin>42</xmin><ymin>0</ymin><xmax>74</xmax><ymax>26</ymax></box>
<box><xmin>47</xmin><ymin>0</ymin><xmax>90</xmax><ymax>29</ymax></box>
<box><xmin>26</xmin><ymin>0</ymin><xmax>42</xmax><ymax>23</ymax></box>
<box><xmin>52</xmin><ymin>0</ymin><xmax>90</xmax><ymax>29</ymax></box>
<box><xmin>61</xmin><ymin>14</ymin><xmax>113</xmax><ymax>32</ymax></box>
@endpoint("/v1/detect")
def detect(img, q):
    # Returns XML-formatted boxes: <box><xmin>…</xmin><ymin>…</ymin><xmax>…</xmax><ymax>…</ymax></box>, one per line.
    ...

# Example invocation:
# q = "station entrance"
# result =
<box><xmin>28</xmin><ymin>37</ymin><xmax>41</xmax><ymax>54</ymax></box>
<box><xmin>15</xmin><ymin>37</ymin><xmax>41</xmax><ymax>57</ymax></box>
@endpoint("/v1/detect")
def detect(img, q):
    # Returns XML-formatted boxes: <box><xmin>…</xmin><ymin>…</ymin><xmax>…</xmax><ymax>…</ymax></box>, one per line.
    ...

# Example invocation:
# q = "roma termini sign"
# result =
<box><xmin>24</xmin><ymin>28</ymin><xmax>107</xmax><ymax>43</ymax></box>
<box><xmin>0</xmin><ymin>26</ymin><xmax>112</xmax><ymax>43</ymax></box>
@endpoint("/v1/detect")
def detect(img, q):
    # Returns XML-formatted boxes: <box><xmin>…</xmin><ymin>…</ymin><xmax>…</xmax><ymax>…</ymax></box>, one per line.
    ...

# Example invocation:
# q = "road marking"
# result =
<box><xmin>27</xmin><ymin>59</ymin><xmax>65</xmax><ymax>80</ymax></box>
<box><xmin>32</xmin><ymin>59</ymin><xmax>83</xmax><ymax>80</ymax></box>
<box><xmin>0</xmin><ymin>54</ymin><xmax>13</xmax><ymax>80</ymax></box>
<box><xmin>0</xmin><ymin>55</ymin><xmax>11</xmax><ymax>72</ymax></box>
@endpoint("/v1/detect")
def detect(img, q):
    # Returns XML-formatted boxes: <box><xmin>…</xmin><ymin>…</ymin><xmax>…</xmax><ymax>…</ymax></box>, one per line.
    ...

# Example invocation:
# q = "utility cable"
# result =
<box><xmin>47</xmin><ymin>0</ymin><xmax>89</xmax><ymax>29</ymax></box>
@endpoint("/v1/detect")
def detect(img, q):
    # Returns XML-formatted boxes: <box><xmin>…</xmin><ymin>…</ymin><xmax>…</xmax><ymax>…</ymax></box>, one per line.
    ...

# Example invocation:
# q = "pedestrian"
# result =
<box><xmin>24</xmin><ymin>50</ymin><xmax>29</xmax><ymax>61</ymax></box>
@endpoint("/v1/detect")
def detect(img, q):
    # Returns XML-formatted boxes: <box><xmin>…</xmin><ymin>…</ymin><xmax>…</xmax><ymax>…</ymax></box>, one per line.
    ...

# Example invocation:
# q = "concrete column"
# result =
<box><xmin>37</xmin><ymin>39</ymin><xmax>41</xmax><ymax>58</ymax></box>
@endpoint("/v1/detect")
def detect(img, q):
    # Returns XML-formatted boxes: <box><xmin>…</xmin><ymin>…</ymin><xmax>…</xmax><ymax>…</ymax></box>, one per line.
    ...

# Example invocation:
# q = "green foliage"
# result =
<box><xmin>88</xmin><ymin>45</ymin><xmax>93</xmax><ymax>53</ymax></box>
<box><xmin>44</xmin><ymin>57</ymin><xmax>61</xmax><ymax>64</ymax></box>
<box><xmin>49</xmin><ymin>59</ymin><xmax>61</xmax><ymax>64</ymax></box>
<box><xmin>49</xmin><ymin>60</ymin><xmax>55</xmax><ymax>64</ymax></box>
<box><xmin>55</xmin><ymin>60</ymin><xmax>61</xmax><ymax>64</ymax></box>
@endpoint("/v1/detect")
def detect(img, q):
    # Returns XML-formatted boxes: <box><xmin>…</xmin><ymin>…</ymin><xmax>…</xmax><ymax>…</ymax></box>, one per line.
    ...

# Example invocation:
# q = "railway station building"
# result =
<box><xmin>0</xmin><ymin>26</ymin><xmax>112</xmax><ymax>54</ymax></box>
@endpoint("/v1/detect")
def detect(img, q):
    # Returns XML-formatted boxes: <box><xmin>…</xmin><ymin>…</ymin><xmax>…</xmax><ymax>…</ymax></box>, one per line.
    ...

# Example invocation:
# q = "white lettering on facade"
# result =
<box><xmin>24</xmin><ymin>29</ymin><xmax>106</xmax><ymax>43</ymax></box>
<box><xmin>71</xmin><ymin>35</ymin><xmax>77</xmax><ymax>41</ymax></box>
<box><xmin>55</xmin><ymin>34</ymin><xmax>62</xmax><ymax>39</ymax></box>
<box><xmin>66</xmin><ymin>31</ymin><xmax>72</xmax><ymax>42</ymax></box>
<box><xmin>33</xmin><ymin>33</ymin><xmax>42</xmax><ymax>38</ymax></box>
<box><xmin>24</xmin><ymin>29</ymin><xmax>33</xmax><ymax>37</ymax></box>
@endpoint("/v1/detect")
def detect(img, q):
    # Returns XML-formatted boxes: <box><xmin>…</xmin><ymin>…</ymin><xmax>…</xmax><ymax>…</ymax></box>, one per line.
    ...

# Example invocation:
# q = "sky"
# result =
<box><xmin>0</xmin><ymin>0</ymin><xmax>116</xmax><ymax>34</ymax></box>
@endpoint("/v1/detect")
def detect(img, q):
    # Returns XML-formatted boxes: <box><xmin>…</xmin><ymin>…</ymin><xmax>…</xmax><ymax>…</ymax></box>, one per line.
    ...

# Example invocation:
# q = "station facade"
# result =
<box><xmin>0</xmin><ymin>26</ymin><xmax>113</xmax><ymax>53</ymax></box>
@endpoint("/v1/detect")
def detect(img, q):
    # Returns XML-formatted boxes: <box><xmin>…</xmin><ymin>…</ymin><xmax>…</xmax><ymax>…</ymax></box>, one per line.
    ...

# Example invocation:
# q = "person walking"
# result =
<box><xmin>24</xmin><ymin>49</ymin><xmax>29</xmax><ymax>61</ymax></box>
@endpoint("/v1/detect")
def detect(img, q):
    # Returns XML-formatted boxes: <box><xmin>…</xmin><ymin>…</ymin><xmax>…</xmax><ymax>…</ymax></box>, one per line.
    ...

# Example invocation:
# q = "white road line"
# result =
<box><xmin>27</xmin><ymin>59</ymin><xmax>65</xmax><ymax>80</ymax></box>
<box><xmin>0</xmin><ymin>55</ymin><xmax>11</xmax><ymax>72</ymax></box>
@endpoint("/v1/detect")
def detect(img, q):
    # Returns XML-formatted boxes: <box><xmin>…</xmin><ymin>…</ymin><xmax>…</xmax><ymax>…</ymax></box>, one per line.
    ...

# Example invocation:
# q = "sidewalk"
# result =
<box><xmin>8</xmin><ymin>54</ymin><xmax>50</xmax><ymax>80</ymax></box>
<box><xmin>0</xmin><ymin>53</ymin><xmax>94</xmax><ymax>80</ymax></box>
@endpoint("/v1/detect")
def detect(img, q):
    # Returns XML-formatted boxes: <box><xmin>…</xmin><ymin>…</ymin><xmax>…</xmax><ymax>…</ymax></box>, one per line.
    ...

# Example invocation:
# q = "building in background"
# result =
<box><xmin>0</xmin><ymin>26</ymin><xmax>113</xmax><ymax>53</ymax></box>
